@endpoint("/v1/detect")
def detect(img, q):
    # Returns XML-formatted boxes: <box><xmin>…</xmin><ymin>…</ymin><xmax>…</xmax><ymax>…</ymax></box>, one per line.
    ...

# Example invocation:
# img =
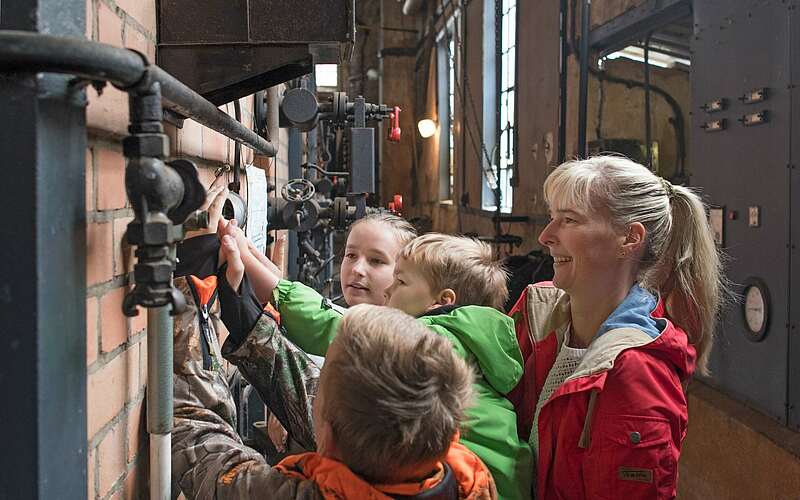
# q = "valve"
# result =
<box><xmin>388</xmin><ymin>194</ymin><xmax>404</xmax><ymax>216</ymax></box>
<box><xmin>387</xmin><ymin>106</ymin><xmax>401</xmax><ymax>143</ymax></box>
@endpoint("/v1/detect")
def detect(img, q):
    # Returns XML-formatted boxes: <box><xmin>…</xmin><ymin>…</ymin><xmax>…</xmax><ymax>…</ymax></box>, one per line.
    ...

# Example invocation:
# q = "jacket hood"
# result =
<box><xmin>274</xmin><ymin>441</ymin><xmax>495</xmax><ymax>500</ymax></box>
<box><xmin>421</xmin><ymin>306</ymin><xmax>523</xmax><ymax>395</ymax></box>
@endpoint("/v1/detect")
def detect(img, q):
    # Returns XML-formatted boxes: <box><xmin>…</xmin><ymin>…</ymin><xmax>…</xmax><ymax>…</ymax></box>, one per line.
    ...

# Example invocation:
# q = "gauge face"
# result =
<box><xmin>742</xmin><ymin>279</ymin><xmax>769</xmax><ymax>341</ymax></box>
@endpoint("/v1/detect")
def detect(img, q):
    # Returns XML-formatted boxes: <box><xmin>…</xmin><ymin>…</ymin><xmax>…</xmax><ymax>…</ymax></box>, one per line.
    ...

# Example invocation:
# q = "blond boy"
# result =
<box><xmin>172</xmin><ymin>301</ymin><xmax>496</xmax><ymax>499</ymax></box>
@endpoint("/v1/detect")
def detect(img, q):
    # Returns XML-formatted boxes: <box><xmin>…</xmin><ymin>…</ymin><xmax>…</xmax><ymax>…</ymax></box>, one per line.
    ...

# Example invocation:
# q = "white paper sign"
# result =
<box><xmin>245</xmin><ymin>164</ymin><xmax>269</xmax><ymax>254</ymax></box>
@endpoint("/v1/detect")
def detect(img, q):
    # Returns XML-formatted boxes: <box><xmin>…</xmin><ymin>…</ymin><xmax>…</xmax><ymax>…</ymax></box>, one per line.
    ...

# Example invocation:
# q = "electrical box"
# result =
<box><xmin>691</xmin><ymin>0</ymin><xmax>800</xmax><ymax>429</ymax></box>
<box><xmin>157</xmin><ymin>0</ymin><xmax>355</xmax><ymax>105</ymax></box>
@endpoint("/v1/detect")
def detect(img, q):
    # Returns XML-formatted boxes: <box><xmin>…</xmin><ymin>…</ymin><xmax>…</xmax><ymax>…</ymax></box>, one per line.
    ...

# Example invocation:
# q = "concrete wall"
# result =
<box><xmin>83</xmin><ymin>1</ymin><xmax>287</xmax><ymax>498</ymax></box>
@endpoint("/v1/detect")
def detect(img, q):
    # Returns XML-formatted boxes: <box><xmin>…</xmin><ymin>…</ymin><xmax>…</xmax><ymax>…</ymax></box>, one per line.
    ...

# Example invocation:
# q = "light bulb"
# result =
<box><xmin>417</xmin><ymin>119</ymin><xmax>437</xmax><ymax>138</ymax></box>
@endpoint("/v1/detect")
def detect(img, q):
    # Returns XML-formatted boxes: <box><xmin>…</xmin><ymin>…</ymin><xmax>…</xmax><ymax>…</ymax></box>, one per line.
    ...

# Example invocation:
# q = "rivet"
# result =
<box><xmin>630</xmin><ymin>431</ymin><xmax>642</xmax><ymax>444</ymax></box>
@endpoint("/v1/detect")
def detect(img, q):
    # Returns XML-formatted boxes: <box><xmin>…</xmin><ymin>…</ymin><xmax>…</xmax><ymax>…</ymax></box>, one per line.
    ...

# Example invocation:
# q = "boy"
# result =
<box><xmin>172</xmin><ymin>234</ymin><xmax>496</xmax><ymax>498</ymax></box>
<box><xmin>224</xmin><ymin>226</ymin><xmax>533</xmax><ymax>500</ymax></box>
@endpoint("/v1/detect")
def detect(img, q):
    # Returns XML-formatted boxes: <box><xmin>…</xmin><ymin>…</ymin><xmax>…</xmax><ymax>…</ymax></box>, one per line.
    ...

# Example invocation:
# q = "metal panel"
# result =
<box><xmin>157</xmin><ymin>0</ymin><xmax>353</xmax><ymax>105</ymax></box>
<box><xmin>789</xmin><ymin>0</ymin><xmax>800</xmax><ymax>431</ymax></box>
<box><xmin>0</xmin><ymin>0</ymin><xmax>87</xmax><ymax>497</ymax></box>
<box><xmin>589</xmin><ymin>0</ymin><xmax>692</xmax><ymax>55</ymax></box>
<box><xmin>691</xmin><ymin>0</ymin><xmax>791</xmax><ymax>423</ymax></box>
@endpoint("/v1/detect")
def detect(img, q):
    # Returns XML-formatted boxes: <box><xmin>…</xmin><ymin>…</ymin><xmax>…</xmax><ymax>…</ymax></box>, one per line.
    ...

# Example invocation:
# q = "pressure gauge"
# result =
<box><xmin>742</xmin><ymin>278</ymin><xmax>769</xmax><ymax>342</ymax></box>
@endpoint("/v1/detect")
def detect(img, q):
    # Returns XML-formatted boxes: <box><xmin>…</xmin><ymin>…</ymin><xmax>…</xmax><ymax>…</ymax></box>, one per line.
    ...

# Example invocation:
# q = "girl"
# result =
<box><xmin>224</xmin><ymin>212</ymin><xmax>417</xmax><ymax>355</ymax></box>
<box><xmin>509</xmin><ymin>156</ymin><xmax>726</xmax><ymax>499</ymax></box>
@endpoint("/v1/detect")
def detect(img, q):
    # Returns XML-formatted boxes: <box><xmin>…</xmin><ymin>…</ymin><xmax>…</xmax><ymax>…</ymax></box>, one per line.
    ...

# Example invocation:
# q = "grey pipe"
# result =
<box><xmin>0</xmin><ymin>30</ymin><xmax>277</xmax><ymax>157</ymax></box>
<box><xmin>267</xmin><ymin>86</ymin><xmax>280</xmax><ymax>147</ymax></box>
<box><xmin>147</xmin><ymin>304</ymin><xmax>173</xmax><ymax>500</ymax></box>
<box><xmin>577</xmin><ymin>0</ymin><xmax>591</xmax><ymax>157</ymax></box>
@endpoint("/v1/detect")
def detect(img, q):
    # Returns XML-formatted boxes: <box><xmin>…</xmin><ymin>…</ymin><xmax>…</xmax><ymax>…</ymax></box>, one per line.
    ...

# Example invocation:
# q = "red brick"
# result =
<box><xmin>123</xmin><ymin>22</ymin><xmax>154</xmax><ymax>62</ymax></box>
<box><xmin>86</xmin><ymin>147</ymin><xmax>94</xmax><ymax>212</ymax></box>
<box><xmin>87</xmin><ymin>352</ymin><xmax>127</xmax><ymax>438</ymax></box>
<box><xmin>179</xmin><ymin>119</ymin><xmax>203</xmax><ymax>158</ymax></box>
<box><xmin>87</xmin><ymin>221</ymin><xmax>113</xmax><ymax>286</ymax></box>
<box><xmin>128</xmin><ymin>300</ymin><xmax>147</xmax><ymax>337</ymax></box>
<box><xmin>88</xmin><ymin>446</ymin><xmax>96</xmax><ymax>500</ymax></box>
<box><xmin>116</xmin><ymin>0</ymin><xmax>156</xmax><ymax>34</ymax></box>
<box><xmin>86</xmin><ymin>84</ymin><xmax>129</xmax><ymax>136</ymax></box>
<box><xmin>125</xmin><ymin>399</ymin><xmax>145</xmax><ymax>463</ymax></box>
<box><xmin>126</xmin><ymin>342</ymin><xmax>140</xmax><ymax>403</ymax></box>
<box><xmin>113</xmin><ymin>216</ymin><xmax>134</xmax><ymax>277</ymax></box>
<box><xmin>139</xmin><ymin>338</ymin><xmax>148</xmax><ymax>391</ymax></box>
<box><xmin>100</xmin><ymin>287</ymin><xmax>128</xmax><ymax>352</ymax></box>
<box><xmin>197</xmin><ymin>167</ymin><xmax>218</xmax><ymax>188</ymax></box>
<box><xmin>98</xmin><ymin>1</ymin><xmax>123</xmax><ymax>47</ymax></box>
<box><xmin>96</xmin><ymin>148</ymin><xmax>127</xmax><ymax>211</ymax></box>
<box><xmin>98</xmin><ymin>422</ymin><xmax>126</xmax><ymax>497</ymax></box>
<box><xmin>87</xmin><ymin>297</ymin><xmax>99</xmax><ymax>366</ymax></box>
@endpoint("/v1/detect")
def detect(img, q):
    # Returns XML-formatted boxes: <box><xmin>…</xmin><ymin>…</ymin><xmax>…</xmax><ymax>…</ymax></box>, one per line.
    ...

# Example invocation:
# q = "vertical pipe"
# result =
<box><xmin>558</xmin><ymin>0</ymin><xmax>568</xmax><ymax>164</ymax></box>
<box><xmin>147</xmin><ymin>304</ymin><xmax>173</xmax><ymax>500</ymax></box>
<box><xmin>494</xmin><ymin>0</ymin><xmax>502</xmax><ymax>228</ymax></box>
<box><xmin>644</xmin><ymin>34</ymin><xmax>653</xmax><ymax>170</ymax></box>
<box><xmin>267</xmin><ymin>85</ymin><xmax>280</xmax><ymax>147</ymax></box>
<box><xmin>577</xmin><ymin>0</ymin><xmax>591</xmax><ymax>158</ymax></box>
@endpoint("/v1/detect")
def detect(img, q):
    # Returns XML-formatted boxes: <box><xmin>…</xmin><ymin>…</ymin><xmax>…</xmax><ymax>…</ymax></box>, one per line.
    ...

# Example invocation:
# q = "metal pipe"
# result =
<box><xmin>267</xmin><ymin>86</ymin><xmax>280</xmax><ymax>147</ymax></box>
<box><xmin>0</xmin><ymin>30</ymin><xmax>277</xmax><ymax>157</ymax></box>
<box><xmin>147</xmin><ymin>305</ymin><xmax>173</xmax><ymax>500</ymax></box>
<box><xmin>644</xmin><ymin>34</ymin><xmax>653</xmax><ymax>170</ymax></box>
<box><xmin>558</xmin><ymin>0</ymin><xmax>569</xmax><ymax>164</ymax></box>
<box><xmin>577</xmin><ymin>0</ymin><xmax>591</xmax><ymax>158</ymax></box>
<box><xmin>402</xmin><ymin>0</ymin><xmax>425</xmax><ymax>16</ymax></box>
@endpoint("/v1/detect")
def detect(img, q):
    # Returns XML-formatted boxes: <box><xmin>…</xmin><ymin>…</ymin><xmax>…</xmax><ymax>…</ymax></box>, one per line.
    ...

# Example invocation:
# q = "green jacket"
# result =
<box><xmin>276</xmin><ymin>280</ymin><xmax>533</xmax><ymax>500</ymax></box>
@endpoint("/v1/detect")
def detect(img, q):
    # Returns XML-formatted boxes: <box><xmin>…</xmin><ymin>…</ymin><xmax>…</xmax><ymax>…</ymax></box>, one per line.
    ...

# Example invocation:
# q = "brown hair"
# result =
<box><xmin>321</xmin><ymin>304</ymin><xmax>474</xmax><ymax>483</ymax></box>
<box><xmin>399</xmin><ymin>233</ymin><xmax>509</xmax><ymax>310</ymax></box>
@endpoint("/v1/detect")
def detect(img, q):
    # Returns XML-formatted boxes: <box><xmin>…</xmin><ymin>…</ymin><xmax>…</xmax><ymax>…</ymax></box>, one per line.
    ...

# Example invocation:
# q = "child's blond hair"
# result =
<box><xmin>321</xmin><ymin>304</ymin><xmax>474</xmax><ymax>483</ymax></box>
<box><xmin>399</xmin><ymin>233</ymin><xmax>509</xmax><ymax>309</ymax></box>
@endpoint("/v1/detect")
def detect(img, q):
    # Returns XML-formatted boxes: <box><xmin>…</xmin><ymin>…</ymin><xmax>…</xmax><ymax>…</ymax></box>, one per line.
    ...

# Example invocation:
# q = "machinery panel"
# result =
<box><xmin>789</xmin><ymin>0</ymin><xmax>800</xmax><ymax>431</ymax></box>
<box><xmin>691</xmin><ymin>0</ymin><xmax>792</xmax><ymax>423</ymax></box>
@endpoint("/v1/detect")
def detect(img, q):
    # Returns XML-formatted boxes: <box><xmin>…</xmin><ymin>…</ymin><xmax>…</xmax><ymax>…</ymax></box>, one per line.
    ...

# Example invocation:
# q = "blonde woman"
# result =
<box><xmin>508</xmin><ymin>156</ymin><xmax>725</xmax><ymax>499</ymax></box>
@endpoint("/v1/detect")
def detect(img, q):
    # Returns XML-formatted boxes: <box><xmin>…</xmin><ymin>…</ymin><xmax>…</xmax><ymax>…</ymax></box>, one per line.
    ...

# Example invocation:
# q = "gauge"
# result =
<box><xmin>742</xmin><ymin>278</ymin><xmax>769</xmax><ymax>342</ymax></box>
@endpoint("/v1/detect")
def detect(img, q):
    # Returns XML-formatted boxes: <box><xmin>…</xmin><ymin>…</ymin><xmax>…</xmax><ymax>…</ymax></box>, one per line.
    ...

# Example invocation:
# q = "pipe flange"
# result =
<box><xmin>223</xmin><ymin>192</ymin><xmax>247</xmax><ymax>228</ymax></box>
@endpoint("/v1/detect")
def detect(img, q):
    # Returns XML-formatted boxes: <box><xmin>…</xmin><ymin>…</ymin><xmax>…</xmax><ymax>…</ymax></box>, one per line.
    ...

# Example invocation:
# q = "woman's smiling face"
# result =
<box><xmin>538</xmin><ymin>202</ymin><xmax>626</xmax><ymax>297</ymax></box>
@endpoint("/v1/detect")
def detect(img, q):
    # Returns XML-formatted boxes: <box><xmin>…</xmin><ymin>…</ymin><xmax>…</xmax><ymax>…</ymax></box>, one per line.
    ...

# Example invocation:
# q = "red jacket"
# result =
<box><xmin>508</xmin><ymin>283</ymin><xmax>696</xmax><ymax>500</ymax></box>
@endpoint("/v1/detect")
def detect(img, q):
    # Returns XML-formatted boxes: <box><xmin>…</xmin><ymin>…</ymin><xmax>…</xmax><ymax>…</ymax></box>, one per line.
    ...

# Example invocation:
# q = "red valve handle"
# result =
<box><xmin>387</xmin><ymin>106</ymin><xmax>401</xmax><ymax>143</ymax></box>
<box><xmin>389</xmin><ymin>194</ymin><xmax>403</xmax><ymax>215</ymax></box>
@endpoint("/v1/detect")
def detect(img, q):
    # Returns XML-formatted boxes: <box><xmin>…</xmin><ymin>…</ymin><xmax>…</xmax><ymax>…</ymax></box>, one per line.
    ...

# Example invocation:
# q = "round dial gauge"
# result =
<box><xmin>742</xmin><ymin>279</ymin><xmax>769</xmax><ymax>341</ymax></box>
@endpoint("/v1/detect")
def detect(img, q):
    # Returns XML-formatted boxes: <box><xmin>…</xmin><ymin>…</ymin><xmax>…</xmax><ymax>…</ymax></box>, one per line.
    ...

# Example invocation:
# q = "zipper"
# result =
<box><xmin>188</xmin><ymin>277</ymin><xmax>218</xmax><ymax>371</ymax></box>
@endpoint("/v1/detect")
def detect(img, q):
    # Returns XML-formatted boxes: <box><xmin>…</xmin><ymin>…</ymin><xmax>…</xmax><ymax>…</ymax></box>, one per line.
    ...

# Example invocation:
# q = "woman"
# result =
<box><xmin>508</xmin><ymin>156</ymin><xmax>725</xmax><ymax>499</ymax></box>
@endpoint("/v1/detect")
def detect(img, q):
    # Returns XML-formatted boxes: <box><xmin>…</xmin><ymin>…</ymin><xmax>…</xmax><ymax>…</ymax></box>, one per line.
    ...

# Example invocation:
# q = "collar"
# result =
<box><xmin>274</xmin><ymin>452</ymin><xmax>445</xmax><ymax>500</ymax></box>
<box><xmin>418</xmin><ymin>305</ymin><xmax>459</xmax><ymax>318</ymax></box>
<box><xmin>595</xmin><ymin>284</ymin><xmax>662</xmax><ymax>340</ymax></box>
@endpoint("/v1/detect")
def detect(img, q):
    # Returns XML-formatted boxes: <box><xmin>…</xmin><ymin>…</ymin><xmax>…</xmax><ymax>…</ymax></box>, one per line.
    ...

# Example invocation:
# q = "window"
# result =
<box><xmin>437</xmin><ymin>16</ymin><xmax>458</xmax><ymax>202</ymax></box>
<box><xmin>483</xmin><ymin>0</ymin><xmax>515</xmax><ymax>213</ymax></box>
<box><xmin>315</xmin><ymin>64</ymin><xmax>338</xmax><ymax>89</ymax></box>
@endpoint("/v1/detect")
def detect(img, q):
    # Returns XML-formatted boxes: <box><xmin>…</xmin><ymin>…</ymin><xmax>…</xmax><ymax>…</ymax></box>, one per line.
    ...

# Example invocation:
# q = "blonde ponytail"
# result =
<box><xmin>640</xmin><ymin>183</ymin><xmax>723</xmax><ymax>374</ymax></box>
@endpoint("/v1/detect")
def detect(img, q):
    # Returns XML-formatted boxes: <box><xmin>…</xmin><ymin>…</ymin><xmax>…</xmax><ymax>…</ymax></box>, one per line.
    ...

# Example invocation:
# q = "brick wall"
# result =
<box><xmin>84</xmin><ymin>1</ymin><xmax>285</xmax><ymax>498</ymax></box>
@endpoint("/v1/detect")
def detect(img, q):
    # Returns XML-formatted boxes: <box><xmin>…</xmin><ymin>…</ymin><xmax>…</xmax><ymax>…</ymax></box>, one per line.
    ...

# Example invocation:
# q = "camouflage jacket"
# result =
<box><xmin>171</xmin><ymin>261</ymin><xmax>324</xmax><ymax>498</ymax></box>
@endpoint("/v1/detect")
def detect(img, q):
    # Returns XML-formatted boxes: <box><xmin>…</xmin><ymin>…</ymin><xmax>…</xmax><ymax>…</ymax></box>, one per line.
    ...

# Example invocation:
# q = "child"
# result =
<box><xmin>242</xmin><ymin>212</ymin><xmax>417</xmax><ymax>307</ymax></box>
<box><xmin>221</xmin><ymin>226</ymin><xmax>533</xmax><ymax>500</ymax></box>
<box><xmin>172</xmin><ymin>248</ymin><xmax>497</xmax><ymax>500</ymax></box>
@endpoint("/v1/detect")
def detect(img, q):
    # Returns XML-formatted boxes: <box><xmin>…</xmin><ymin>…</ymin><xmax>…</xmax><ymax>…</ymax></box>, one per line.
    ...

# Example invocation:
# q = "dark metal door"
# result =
<box><xmin>691</xmin><ymin>0</ymin><xmax>792</xmax><ymax>424</ymax></box>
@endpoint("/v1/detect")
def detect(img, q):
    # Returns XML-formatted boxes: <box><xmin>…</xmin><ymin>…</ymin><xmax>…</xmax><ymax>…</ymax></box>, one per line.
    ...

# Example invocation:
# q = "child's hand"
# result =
<box><xmin>221</xmin><ymin>235</ymin><xmax>244</xmax><ymax>291</ymax></box>
<box><xmin>186</xmin><ymin>176</ymin><xmax>228</xmax><ymax>239</ymax></box>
